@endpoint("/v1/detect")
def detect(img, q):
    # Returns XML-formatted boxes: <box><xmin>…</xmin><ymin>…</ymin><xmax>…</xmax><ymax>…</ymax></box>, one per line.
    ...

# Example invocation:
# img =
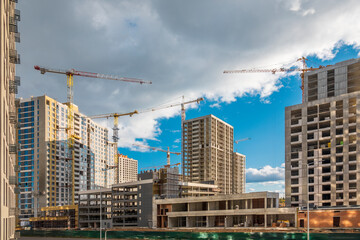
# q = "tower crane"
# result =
<box><xmin>91</xmin><ymin>97</ymin><xmax>204</xmax><ymax>145</ymax></box>
<box><xmin>34</xmin><ymin>65</ymin><xmax>151</xmax><ymax>204</ymax></box>
<box><xmin>140</xmin><ymin>97</ymin><xmax>204</xmax><ymax>124</ymax></box>
<box><xmin>90</xmin><ymin>110</ymin><xmax>138</xmax><ymax>143</ymax></box>
<box><xmin>223</xmin><ymin>57</ymin><xmax>326</xmax><ymax>102</ymax></box>
<box><xmin>235</xmin><ymin>137</ymin><xmax>251</xmax><ymax>144</ymax></box>
<box><xmin>140</xmin><ymin>96</ymin><xmax>204</xmax><ymax>175</ymax></box>
<box><xmin>133</xmin><ymin>143</ymin><xmax>181</xmax><ymax>167</ymax></box>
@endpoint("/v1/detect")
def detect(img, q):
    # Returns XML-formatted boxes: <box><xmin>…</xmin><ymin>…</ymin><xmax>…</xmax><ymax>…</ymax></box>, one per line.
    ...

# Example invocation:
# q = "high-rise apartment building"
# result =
<box><xmin>17</xmin><ymin>95</ymin><xmax>117</xmax><ymax>225</ymax></box>
<box><xmin>1</xmin><ymin>0</ymin><xmax>21</xmax><ymax>239</ymax></box>
<box><xmin>285</xmin><ymin>58</ymin><xmax>360</xmax><ymax>207</ymax></box>
<box><xmin>117</xmin><ymin>154</ymin><xmax>138</xmax><ymax>183</ymax></box>
<box><xmin>233</xmin><ymin>152</ymin><xmax>246</xmax><ymax>194</ymax></box>
<box><xmin>182</xmin><ymin>114</ymin><xmax>245</xmax><ymax>194</ymax></box>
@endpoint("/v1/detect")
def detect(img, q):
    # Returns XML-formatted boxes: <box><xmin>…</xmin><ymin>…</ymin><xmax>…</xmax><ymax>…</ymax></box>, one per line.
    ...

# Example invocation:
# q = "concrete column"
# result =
<box><xmin>264</xmin><ymin>214</ymin><xmax>267</xmax><ymax>228</ymax></box>
<box><xmin>270</xmin><ymin>198</ymin><xmax>274</xmax><ymax>208</ymax></box>
<box><xmin>186</xmin><ymin>217</ymin><xmax>189</xmax><ymax>227</ymax></box>
<box><xmin>245</xmin><ymin>200</ymin><xmax>248</xmax><ymax>209</ymax></box>
<box><xmin>206</xmin><ymin>216</ymin><xmax>209</xmax><ymax>227</ymax></box>
<box><xmin>264</xmin><ymin>198</ymin><xmax>267</xmax><ymax>210</ymax></box>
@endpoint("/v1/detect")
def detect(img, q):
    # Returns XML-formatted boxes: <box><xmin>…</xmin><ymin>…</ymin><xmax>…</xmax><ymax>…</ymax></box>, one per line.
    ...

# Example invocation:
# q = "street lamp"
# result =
<box><xmin>105</xmin><ymin>229</ymin><xmax>110</xmax><ymax>240</ymax></box>
<box><xmin>100</xmin><ymin>189</ymin><xmax>102</xmax><ymax>240</ymax></box>
<box><xmin>306</xmin><ymin>162</ymin><xmax>312</xmax><ymax>240</ymax></box>
<box><xmin>305</xmin><ymin>159</ymin><xmax>326</xmax><ymax>240</ymax></box>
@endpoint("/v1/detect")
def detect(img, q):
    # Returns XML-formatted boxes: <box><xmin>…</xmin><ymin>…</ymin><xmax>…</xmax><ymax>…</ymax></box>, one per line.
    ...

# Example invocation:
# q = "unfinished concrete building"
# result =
<box><xmin>285</xmin><ymin>58</ymin><xmax>360</xmax><ymax>207</ymax></box>
<box><xmin>156</xmin><ymin>192</ymin><xmax>297</xmax><ymax>228</ymax></box>
<box><xmin>232</xmin><ymin>152</ymin><xmax>246</xmax><ymax>194</ymax></box>
<box><xmin>29</xmin><ymin>205</ymin><xmax>78</xmax><ymax>229</ymax></box>
<box><xmin>182</xmin><ymin>115</ymin><xmax>245</xmax><ymax>194</ymax></box>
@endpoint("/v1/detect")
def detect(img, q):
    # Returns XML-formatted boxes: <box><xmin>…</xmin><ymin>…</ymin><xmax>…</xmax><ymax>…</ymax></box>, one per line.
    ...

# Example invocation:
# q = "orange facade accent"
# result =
<box><xmin>298</xmin><ymin>209</ymin><xmax>360</xmax><ymax>228</ymax></box>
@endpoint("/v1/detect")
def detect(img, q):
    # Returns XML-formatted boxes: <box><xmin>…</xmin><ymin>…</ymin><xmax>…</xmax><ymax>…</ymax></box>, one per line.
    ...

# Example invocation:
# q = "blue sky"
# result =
<box><xmin>119</xmin><ymin>44</ymin><xmax>360</xmax><ymax>194</ymax></box>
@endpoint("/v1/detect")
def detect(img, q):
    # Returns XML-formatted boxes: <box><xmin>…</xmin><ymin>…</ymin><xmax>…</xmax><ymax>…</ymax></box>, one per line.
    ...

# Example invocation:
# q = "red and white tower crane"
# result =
<box><xmin>223</xmin><ymin>57</ymin><xmax>325</xmax><ymax>102</ymax></box>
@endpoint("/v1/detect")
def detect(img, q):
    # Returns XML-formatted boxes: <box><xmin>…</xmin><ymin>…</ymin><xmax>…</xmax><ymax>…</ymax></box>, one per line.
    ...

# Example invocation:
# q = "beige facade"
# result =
<box><xmin>17</xmin><ymin>95</ymin><xmax>118</xmax><ymax>225</ymax></box>
<box><xmin>285</xmin><ymin>58</ymin><xmax>360</xmax><ymax>207</ymax></box>
<box><xmin>117</xmin><ymin>154</ymin><xmax>138</xmax><ymax>183</ymax></box>
<box><xmin>1</xmin><ymin>0</ymin><xmax>20</xmax><ymax>239</ymax></box>
<box><xmin>232</xmin><ymin>152</ymin><xmax>246</xmax><ymax>194</ymax></box>
<box><xmin>182</xmin><ymin>115</ymin><xmax>245</xmax><ymax>194</ymax></box>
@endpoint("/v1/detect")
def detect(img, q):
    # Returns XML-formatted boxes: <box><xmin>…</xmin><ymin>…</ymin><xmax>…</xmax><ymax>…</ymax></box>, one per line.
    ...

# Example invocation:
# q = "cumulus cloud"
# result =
<box><xmin>246</xmin><ymin>165</ymin><xmax>285</xmax><ymax>183</ymax></box>
<box><xmin>246</xmin><ymin>179</ymin><xmax>285</xmax><ymax>194</ymax></box>
<box><xmin>17</xmin><ymin>0</ymin><xmax>360</xmax><ymax>147</ymax></box>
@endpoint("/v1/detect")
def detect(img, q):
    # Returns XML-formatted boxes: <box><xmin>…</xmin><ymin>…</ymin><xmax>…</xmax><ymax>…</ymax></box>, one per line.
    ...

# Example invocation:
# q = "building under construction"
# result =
<box><xmin>78</xmin><ymin>166</ymin><xmax>220</xmax><ymax>228</ymax></box>
<box><xmin>29</xmin><ymin>205</ymin><xmax>78</xmax><ymax>229</ymax></box>
<box><xmin>285</xmin><ymin>58</ymin><xmax>360</xmax><ymax>208</ymax></box>
<box><xmin>182</xmin><ymin>115</ymin><xmax>245</xmax><ymax>194</ymax></box>
<box><xmin>17</xmin><ymin>95</ymin><xmax>118</xmax><ymax>226</ymax></box>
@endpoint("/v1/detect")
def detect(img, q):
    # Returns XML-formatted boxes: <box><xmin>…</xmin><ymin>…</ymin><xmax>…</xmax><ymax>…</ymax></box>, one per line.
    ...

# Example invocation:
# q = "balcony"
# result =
<box><xmin>9</xmin><ymin>49</ymin><xmax>20</xmax><ymax>64</ymax></box>
<box><xmin>9</xmin><ymin>208</ymin><xmax>19</xmax><ymax>216</ymax></box>
<box><xmin>9</xmin><ymin>76</ymin><xmax>20</xmax><ymax>94</ymax></box>
<box><xmin>9</xmin><ymin>144</ymin><xmax>18</xmax><ymax>154</ymax></box>
<box><xmin>9</xmin><ymin>17</ymin><xmax>18</xmax><ymax>33</ymax></box>
<box><xmin>9</xmin><ymin>112</ymin><xmax>17</xmax><ymax>124</ymax></box>
<box><xmin>9</xmin><ymin>176</ymin><xmax>18</xmax><ymax>185</ymax></box>
<box><xmin>291</xmin><ymin>119</ymin><xmax>302</xmax><ymax>127</ymax></box>
<box><xmin>14</xmin><ymin>9</ymin><xmax>21</xmax><ymax>21</ymax></box>
<box><xmin>14</xmin><ymin>32</ymin><xmax>20</xmax><ymax>43</ymax></box>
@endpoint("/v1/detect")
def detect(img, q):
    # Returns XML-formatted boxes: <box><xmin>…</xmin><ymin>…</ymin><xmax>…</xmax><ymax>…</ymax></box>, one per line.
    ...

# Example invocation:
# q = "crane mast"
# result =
<box><xmin>34</xmin><ymin>65</ymin><xmax>150</xmax><ymax>205</ymax></box>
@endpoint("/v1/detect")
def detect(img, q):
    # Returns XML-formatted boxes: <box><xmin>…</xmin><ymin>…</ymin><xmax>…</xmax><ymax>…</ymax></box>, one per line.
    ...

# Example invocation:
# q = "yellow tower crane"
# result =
<box><xmin>89</xmin><ymin>110</ymin><xmax>138</xmax><ymax>143</ymax></box>
<box><xmin>89</xmin><ymin>97</ymin><xmax>203</xmax><ymax>146</ymax></box>
<box><xmin>133</xmin><ymin>143</ymin><xmax>181</xmax><ymax>167</ymax></box>
<box><xmin>34</xmin><ymin>65</ymin><xmax>151</xmax><ymax>204</ymax></box>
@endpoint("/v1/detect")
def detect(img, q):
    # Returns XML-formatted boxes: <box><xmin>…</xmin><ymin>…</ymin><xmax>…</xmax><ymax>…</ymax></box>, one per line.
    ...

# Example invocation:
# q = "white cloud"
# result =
<box><xmin>246</xmin><ymin>165</ymin><xmax>285</xmax><ymax>183</ymax></box>
<box><xmin>174</xmin><ymin>138</ymin><xmax>181</xmax><ymax>143</ymax></box>
<box><xmin>170</xmin><ymin>130</ymin><xmax>181</xmax><ymax>133</ymax></box>
<box><xmin>247</xmin><ymin>180</ymin><xmax>285</xmax><ymax>194</ymax></box>
<box><xmin>17</xmin><ymin>0</ymin><xmax>360</xmax><ymax>148</ymax></box>
<box><xmin>302</xmin><ymin>8</ymin><xmax>316</xmax><ymax>16</ymax></box>
<box><xmin>210</xmin><ymin>102</ymin><xmax>221</xmax><ymax>108</ymax></box>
